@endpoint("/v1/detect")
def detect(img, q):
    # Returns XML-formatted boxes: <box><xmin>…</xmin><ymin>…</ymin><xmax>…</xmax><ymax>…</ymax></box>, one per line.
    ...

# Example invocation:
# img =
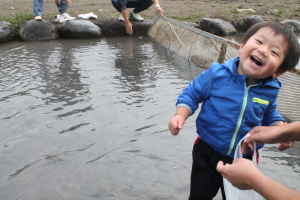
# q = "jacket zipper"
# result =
<box><xmin>227</xmin><ymin>83</ymin><xmax>256</xmax><ymax>155</ymax></box>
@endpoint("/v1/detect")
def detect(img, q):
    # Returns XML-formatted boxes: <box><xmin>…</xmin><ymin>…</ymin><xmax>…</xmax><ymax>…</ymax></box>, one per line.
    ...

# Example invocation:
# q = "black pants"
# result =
<box><xmin>111</xmin><ymin>0</ymin><xmax>153</xmax><ymax>13</ymax></box>
<box><xmin>188</xmin><ymin>137</ymin><xmax>253</xmax><ymax>200</ymax></box>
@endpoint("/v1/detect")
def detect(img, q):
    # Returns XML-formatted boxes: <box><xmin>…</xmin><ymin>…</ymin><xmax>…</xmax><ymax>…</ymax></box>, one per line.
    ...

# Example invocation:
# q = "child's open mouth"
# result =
<box><xmin>250</xmin><ymin>56</ymin><xmax>263</xmax><ymax>66</ymax></box>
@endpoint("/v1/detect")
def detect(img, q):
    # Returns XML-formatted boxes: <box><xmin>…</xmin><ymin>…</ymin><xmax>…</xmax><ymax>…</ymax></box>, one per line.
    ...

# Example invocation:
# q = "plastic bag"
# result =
<box><xmin>223</xmin><ymin>134</ymin><xmax>265</xmax><ymax>200</ymax></box>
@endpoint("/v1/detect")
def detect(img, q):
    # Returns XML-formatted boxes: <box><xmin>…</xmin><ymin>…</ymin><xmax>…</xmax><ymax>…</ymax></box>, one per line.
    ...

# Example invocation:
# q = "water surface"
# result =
<box><xmin>0</xmin><ymin>36</ymin><xmax>299</xmax><ymax>200</ymax></box>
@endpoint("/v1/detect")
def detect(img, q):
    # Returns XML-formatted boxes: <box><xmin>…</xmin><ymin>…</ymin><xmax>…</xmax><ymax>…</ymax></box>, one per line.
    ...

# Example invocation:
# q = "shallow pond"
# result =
<box><xmin>0</xmin><ymin>36</ymin><xmax>299</xmax><ymax>199</ymax></box>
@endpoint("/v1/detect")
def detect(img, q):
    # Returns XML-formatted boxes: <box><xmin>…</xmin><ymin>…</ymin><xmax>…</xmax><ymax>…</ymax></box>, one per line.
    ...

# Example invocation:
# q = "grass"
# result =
<box><xmin>0</xmin><ymin>13</ymin><xmax>32</xmax><ymax>36</ymax></box>
<box><xmin>167</xmin><ymin>13</ymin><xmax>204</xmax><ymax>22</ymax></box>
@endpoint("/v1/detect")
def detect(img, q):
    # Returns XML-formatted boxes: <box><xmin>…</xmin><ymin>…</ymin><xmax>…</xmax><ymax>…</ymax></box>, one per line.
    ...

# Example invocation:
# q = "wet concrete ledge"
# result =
<box><xmin>91</xmin><ymin>17</ymin><xmax>154</xmax><ymax>37</ymax></box>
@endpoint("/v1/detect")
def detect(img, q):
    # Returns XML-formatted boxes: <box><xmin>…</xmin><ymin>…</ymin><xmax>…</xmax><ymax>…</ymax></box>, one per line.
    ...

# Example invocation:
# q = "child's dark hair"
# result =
<box><xmin>241</xmin><ymin>21</ymin><xmax>300</xmax><ymax>73</ymax></box>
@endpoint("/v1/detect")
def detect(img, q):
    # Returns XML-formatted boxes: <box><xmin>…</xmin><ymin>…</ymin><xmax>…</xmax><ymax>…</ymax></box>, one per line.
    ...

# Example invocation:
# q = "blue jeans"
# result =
<box><xmin>111</xmin><ymin>0</ymin><xmax>153</xmax><ymax>13</ymax></box>
<box><xmin>33</xmin><ymin>0</ymin><xmax>68</xmax><ymax>16</ymax></box>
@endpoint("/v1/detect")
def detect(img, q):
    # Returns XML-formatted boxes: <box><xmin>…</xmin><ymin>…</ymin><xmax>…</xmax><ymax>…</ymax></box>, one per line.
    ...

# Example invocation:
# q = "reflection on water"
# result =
<box><xmin>0</xmin><ymin>36</ymin><xmax>299</xmax><ymax>200</ymax></box>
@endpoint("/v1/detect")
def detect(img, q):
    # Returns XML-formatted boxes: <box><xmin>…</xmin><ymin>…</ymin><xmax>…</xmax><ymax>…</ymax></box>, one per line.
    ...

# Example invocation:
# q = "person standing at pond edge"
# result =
<box><xmin>168</xmin><ymin>21</ymin><xmax>300</xmax><ymax>200</ymax></box>
<box><xmin>33</xmin><ymin>0</ymin><xmax>75</xmax><ymax>23</ymax></box>
<box><xmin>111</xmin><ymin>0</ymin><xmax>164</xmax><ymax>35</ymax></box>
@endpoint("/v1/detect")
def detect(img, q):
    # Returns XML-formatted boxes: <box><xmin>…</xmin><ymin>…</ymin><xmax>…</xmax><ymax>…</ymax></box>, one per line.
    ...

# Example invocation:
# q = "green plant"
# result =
<box><xmin>0</xmin><ymin>13</ymin><xmax>32</xmax><ymax>36</ymax></box>
<box><xmin>141</xmin><ymin>14</ymin><xmax>151</xmax><ymax>19</ymax></box>
<box><xmin>167</xmin><ymin>13</ymin><xmax>204</xmax><ymax>22</ymax></box>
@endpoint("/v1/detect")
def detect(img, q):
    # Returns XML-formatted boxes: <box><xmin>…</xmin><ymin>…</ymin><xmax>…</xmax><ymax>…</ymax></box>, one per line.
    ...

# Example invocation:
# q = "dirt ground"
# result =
<box><xmin>1</xmin><ymin>0</ymin><xmax>300</xmax><ymax>23</ymax></box>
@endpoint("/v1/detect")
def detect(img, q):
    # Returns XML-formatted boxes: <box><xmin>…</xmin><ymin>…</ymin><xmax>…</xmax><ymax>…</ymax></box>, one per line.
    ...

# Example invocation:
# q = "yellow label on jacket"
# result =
<box><xmin>253</xmin><ymin>97</ymin><xmax>269</xmax><ymax>105</ymax></box>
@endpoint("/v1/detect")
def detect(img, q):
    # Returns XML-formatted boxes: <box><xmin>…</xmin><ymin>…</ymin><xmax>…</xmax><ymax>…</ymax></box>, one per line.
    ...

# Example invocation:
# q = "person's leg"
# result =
<box><xmin>127</xmin><ymin>0</ymin><xmax>153</xmax><ymax>13</ymax></box>
<box><xmin>111</xmin><ymin>0</ymin><xmax>122</xmax><ymax>12</ymax></box>
<box><xmin>189</xmin><ymin>138</ymin><xmax>233</xmax><ymax>200</ymax></box>
<box><xmin>54</xmin><ymin>0</ymin><xmax>74</xmax><ymax>22</ymax></box>
<box><xmin>33</xmin><ymin>0</ymin><xmax>44</xmax><ymax>17</ymax></box>
<box><xmin>56</xmin><ymin>0</ymin><xmax>68</xmax><ymax>14</ymax></box>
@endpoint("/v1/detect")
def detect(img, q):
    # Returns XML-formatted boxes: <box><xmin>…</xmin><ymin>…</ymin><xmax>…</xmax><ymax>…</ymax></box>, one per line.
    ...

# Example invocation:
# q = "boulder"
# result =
<box><xmin>200</xmin><ymin>18</ymin><xmax>236</xmax><ymax>36</ymax></box>
<box><xmin>233</xmin><ymin>15</ymin><xmax>264</xmax><ymax>32</ymax></box>
<box><xmin>281</xmin><ymin>20</ymin><xmax>300</xmax><ymax>33</ymax></box>
<box><xmin>19</xmin><ymin>19</ymin><xmax>59</xmax><ymax>41</ymax></box>
<box><xmin>58</xmin><ymin>20</ymin><xmax>102</xmax><ymax>38</ymax></box>
<box><xmin>0</xmin><ymin>21</ymin><xmax>15</xmax><ymax>43</ymax></box>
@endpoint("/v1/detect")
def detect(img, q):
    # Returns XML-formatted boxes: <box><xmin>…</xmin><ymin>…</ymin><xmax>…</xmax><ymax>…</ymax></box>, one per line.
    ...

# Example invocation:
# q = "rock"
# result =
<box><xmin>208</xmin><ymin>15</ymin><xmax>233</xmax><ymax>24</ymax></box>
<box><xmin>19</xmin><ymin>19</ymin><xmax>59</xmax><ymax>41</ymax></box>
<box><xmin>266</xmin><ymin>9</ymin><xmax>280</xmax><ymax>15</ymax></box>
<box><xmin>0</xmin><ymin>21</ymin><xmax>15</xmax><ymax>43</ymax></box>
<box><xmin>200</xmin><ymin>18</ymin><xmax>236</xmax><ymax>36</ymax></box>
<box><xmin>233</xmin><ymin>15</ymin><xmax>264</xmax><ymax>32</ymax></box>
<box><xmin>281</xmin><ymin>20</ymin><xmax>300</xmax><ymax>33</ymax></box>
<box><xmin>58</xmin><ymin>20</ymin><xmax>102</xmax><ymax>38</ymax></box>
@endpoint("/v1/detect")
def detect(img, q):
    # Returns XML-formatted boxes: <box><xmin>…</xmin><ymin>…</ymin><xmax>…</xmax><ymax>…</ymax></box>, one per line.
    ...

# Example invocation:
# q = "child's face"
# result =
<box><xmin>237</xmin><ymin>27</ymin><xmax>288</xmax><ymax>84</ymax></box>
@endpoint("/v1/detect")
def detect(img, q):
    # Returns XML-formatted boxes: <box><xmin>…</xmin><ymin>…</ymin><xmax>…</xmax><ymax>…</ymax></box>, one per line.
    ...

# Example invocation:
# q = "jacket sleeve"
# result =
<box><xmin>261</xmin><ymin>100</ymin><xmax>285</xmax><ymax>126</ymax></box>
<box><xmin>176</xmin><ymin>64</ymin><xmax>216</xmax><ymax>115</ymax></box>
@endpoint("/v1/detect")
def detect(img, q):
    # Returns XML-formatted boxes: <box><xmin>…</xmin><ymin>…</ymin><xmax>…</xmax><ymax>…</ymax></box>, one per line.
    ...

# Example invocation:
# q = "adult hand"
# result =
<box><xmin>216</xmin><ymin>159</ymin><xmax>258</xmax><ymax>190</ymax></box>
<box><xmin>244</xmin><ymin>126</ymin><xmax>292</xmax><ymax>147</ymax></box>
<box><xmin>125</xmin><ymin>22</ymin><xmax>133</xmax><ymax>35</ymax></box>
<box><xmin>55</xmin><ymin>0</ymin><xmax>71</xmax><ymax>5</ymax></box>
<box><xmin>242</xmin><ymin>127</ymin><xmax>294</xmax><ymax>153</ymax></box>
<box><xmin>156</xmin><ymin>7</ymin><xmax>164</xmax><ymax>15</ymax></box>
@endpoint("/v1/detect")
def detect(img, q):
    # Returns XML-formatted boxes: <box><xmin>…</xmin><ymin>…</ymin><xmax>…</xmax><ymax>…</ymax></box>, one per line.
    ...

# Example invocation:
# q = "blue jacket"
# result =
<box><xmin>177</xmin><ymin>57</ymin><xmax>284</xmax><ymax>158</ymax></box>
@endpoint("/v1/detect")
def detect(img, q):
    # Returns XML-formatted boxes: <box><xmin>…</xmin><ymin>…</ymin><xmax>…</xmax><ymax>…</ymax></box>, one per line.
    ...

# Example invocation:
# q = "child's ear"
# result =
<box><xmin>239</xmin><ymin>43</ymin><xmax>245</xmax><ymax>53</ymax></box>
<box><xmin>272</xmin><ymin>69</ymin><xmax>284</xmax><ymax>78</ymax></box>
<box><xmin>240</xmin><ymin>43</ymin><xmax>245</xmax><ymax>49</ymax></box>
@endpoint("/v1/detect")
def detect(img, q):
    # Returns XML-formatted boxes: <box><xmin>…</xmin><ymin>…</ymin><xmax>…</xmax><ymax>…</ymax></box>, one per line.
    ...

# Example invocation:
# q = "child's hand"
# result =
<box><xmin>278</xmin><ymin>140</ymin><xmax>294</xmax><ymax>151</ymax></box>
<box><xmin>168</xmin><ymin>115</ymin><xmax>185</xmax><ymax>135</ymax></box>
<box><xmin>273</xmin><ymin>121</ymin><xmax>287</xmax><ymax>126</ymax></box>
<box><xmin>273</xmin><ymin>122</ymin><xmax>293</xmax><ymax>151</ymax></box>
<box><xmin>241</xmin><ymin>140</ymin><xmax>253</xmax><ymax>154</ymax></box>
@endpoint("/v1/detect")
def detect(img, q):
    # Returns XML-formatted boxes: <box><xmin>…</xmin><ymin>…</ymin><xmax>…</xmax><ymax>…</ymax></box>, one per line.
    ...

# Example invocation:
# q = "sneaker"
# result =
<box><xmin>54</xmin><ymin>15</ymin><xmax>67</xmax><ymax>23</ymax></box>
<box><xmin>78</xmin><ymin>12</ymin><xmax>97</xmax><ymax>19</ymax></box>
<box><xmin>129</xmin><ymin>12</ymin><xmax>144</xmax><ymax>21</ymax></box>
<box><xmin>118</xmin><ymin>14</ymin><xmax>124</xmax><ymax>21</ymax></box>
<box><xmin>61</xmin><ymin>13</ymin><xmax>75</xmax><ymax>20</ymax></box>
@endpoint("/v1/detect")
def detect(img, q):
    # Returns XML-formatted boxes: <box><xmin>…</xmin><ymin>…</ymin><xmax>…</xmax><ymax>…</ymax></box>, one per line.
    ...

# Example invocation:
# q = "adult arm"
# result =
<box><xmin>245</xmin><ymin>122</ymin><xmax>300</xmax><ymax>144</ymax></box>
<box><xmin>216</xmin><ymin>159</ymin><xmax>300</xmax><ymax>200</ymax></box>
<box><xmin>121</xmin><ymin>9</ymin><xmax>133</xmax><ymax>35</ymax></box>
<box><xmin>242</xmin><ymin>122</ymin><xmax>298</xmax><ymax>153</ymax></box>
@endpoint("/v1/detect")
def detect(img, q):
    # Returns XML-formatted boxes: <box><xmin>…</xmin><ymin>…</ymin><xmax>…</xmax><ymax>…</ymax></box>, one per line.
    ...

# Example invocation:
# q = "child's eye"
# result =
<box><xmin>271</xmin><ymin>50</ymin><xmax>279</xmax><ymax>56</ymax></box>
<box><xmin>255</xmin><ymin>39</ymin><xmax>262</xmax><ymax>44</ymax></box>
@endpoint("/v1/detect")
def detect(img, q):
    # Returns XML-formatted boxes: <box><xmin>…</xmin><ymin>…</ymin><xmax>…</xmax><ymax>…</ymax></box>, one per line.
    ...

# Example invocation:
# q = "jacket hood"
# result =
<box><xmin>212</xmin><ymin>57</ymin><xmax>281</xmax><ymax>89</ymax></box>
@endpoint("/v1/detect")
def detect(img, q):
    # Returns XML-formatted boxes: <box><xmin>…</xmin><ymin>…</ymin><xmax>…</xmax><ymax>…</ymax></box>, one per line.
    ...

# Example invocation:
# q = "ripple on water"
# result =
<box><xmin>0</xmin><ymin>36</ymin><xmax>299</xmax><ymax>199</ymax></box>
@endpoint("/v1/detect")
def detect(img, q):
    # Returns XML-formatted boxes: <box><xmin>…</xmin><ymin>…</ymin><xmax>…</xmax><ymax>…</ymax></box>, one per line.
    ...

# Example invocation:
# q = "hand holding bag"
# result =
<box><xmin>223</xmin><ymin>134</ymin><xmax>265</xmax><ymax>200</ymax></box>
